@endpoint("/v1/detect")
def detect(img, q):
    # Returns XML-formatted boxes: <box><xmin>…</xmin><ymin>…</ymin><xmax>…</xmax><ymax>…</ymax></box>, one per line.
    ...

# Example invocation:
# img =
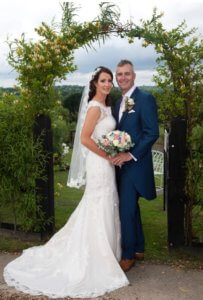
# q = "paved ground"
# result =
<box><xmin>0</xmin><ymin>252</ymin><xmax>203</xmax><ymax>300</ymax></box>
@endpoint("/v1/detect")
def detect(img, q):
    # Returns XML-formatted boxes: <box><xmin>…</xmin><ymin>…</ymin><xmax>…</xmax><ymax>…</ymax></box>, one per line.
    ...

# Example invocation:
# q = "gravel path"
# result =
<box><xmin>0</xmin><ymin>252</ymin><xmax>203</xmax><ymax>300</ymax></box>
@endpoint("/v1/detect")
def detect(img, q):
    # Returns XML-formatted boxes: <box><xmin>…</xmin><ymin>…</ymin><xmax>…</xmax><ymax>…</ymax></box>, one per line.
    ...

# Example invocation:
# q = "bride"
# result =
<box><xmin>3</xmin><ymin>66</ymin><xmax>129</xmax><ymax>298</ymax></box>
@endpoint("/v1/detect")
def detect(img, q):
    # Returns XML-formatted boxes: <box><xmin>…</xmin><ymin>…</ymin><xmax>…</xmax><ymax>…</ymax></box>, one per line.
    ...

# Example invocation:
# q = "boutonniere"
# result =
<box><xmin>124</xmin><ymin>96</ymin><xmax>135</xmax><ymax>112</ymax></box>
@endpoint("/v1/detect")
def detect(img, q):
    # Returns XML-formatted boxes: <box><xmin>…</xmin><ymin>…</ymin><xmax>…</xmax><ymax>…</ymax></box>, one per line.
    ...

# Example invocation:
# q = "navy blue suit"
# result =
<box><xmin>114</xmin><ymin>87</ymin><xmax>159</xmax><ymax>259</ymax></box>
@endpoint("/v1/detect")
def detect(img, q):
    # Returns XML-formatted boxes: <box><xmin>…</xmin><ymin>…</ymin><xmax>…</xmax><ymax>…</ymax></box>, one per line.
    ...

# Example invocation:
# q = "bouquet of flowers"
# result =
<box><xmin>97</xmin><ymin>130</ymin><xmax>134</xmax><ymax>157</ymax></box>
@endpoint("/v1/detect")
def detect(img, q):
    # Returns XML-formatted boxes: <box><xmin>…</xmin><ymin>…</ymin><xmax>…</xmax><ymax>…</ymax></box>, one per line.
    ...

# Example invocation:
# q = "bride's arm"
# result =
<box><xmin>81</xmin><ymin>107</ymin><xmax>109</xmax><ymax>160</ymax></box>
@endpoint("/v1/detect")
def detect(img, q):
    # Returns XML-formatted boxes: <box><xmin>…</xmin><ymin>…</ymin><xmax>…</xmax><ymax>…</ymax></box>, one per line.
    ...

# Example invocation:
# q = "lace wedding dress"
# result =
<box><xmin>3</xmin><ymin>100</ymin><xmax>129</xmax><ymax>299</ymax></box>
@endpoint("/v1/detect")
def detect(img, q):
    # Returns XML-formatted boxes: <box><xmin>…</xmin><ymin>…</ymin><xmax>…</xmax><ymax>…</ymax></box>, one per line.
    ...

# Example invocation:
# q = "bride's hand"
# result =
<box><xmin>110</xmin><ymin>153</ymin><xmax>132</xmax><ymax>165</ymax></box>
<box><xmin>108</xmin><ymin>155</ymin><xmax>121</xmax><ymax>166</ymax></box>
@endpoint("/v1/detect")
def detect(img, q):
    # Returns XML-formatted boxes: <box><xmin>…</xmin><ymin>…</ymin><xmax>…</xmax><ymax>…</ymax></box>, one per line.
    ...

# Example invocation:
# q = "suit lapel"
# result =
<box><xmin>118</xmin><ymin>111</ymin><xmax>128</xmax><ymax>128</ymax></box>
<box><xmin>118</xmin><ymin>87</ymin><xmax>138</xmax><ymax>128</ymax></box>
<box><xmin>130</xmin><ymin>87</ymin><xmax>138</xmax><ymax>99</ymax></box>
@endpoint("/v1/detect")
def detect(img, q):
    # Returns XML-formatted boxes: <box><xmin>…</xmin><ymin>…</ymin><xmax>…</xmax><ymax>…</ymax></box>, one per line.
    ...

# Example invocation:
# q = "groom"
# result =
<box><xmin>111</xmin><ymin>59</ymin><xmax>159</xmax><ymax>272</ymax></box>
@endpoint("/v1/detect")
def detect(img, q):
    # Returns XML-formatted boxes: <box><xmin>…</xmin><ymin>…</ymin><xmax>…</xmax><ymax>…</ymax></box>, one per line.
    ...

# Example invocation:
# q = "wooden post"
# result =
<box><xmin>165</xmin><ymin>117</ymin><xmax>186</xmax><ymax>247</ymax></box>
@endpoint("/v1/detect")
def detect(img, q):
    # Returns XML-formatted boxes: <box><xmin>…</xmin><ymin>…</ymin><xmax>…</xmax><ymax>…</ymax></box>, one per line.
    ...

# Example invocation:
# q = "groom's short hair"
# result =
<box><xmin>117</xmin><ymin>59</ymin><xmax>134</xmax><ymax>68</ymax></box>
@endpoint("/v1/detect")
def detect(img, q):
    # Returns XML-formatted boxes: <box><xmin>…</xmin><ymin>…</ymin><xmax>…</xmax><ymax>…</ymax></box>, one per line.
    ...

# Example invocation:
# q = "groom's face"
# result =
<box><xmin>116</xmin><ymin>64</ymin><xmax>135</xmax><ymax>94</ymax></box>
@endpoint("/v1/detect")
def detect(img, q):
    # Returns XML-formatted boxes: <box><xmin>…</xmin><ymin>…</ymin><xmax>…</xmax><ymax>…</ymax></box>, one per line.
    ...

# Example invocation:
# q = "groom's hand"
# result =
<box><xmin>110</xmin><ymin>153</ymin><xmax>132</xmax><ymax>165</ymax></box>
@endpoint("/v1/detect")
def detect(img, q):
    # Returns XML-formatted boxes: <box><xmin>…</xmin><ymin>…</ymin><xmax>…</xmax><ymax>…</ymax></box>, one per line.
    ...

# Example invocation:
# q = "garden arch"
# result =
<box><xmin>1</xmin><ymin>2</ymin><xmax>202</xmax><ymax>245</ymax></box>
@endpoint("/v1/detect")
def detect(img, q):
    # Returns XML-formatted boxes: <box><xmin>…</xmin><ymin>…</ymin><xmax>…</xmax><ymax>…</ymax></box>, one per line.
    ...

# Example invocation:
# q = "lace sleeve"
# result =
<box><xmin>87</xmin><ymin>101</ymin><xmax>105</xmax><ymax>122</ymax></box>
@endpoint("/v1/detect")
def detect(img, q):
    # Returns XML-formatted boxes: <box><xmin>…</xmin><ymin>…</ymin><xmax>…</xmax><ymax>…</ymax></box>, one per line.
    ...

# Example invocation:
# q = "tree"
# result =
<box><xmin>0</xmin><ymin>93</ymin><xmax>47</xmax><ymax>231</ymax></box>
<box><xmin>7</xmin><ymin>2</ymin><xmax>121</xmax><ymax>116</ymax></box>
<box><xmin>63</xmin><ymin>92</ymin><xmax>82</xmax><ymax>123</ymax></box>
<box><xmin>1</xmin><ymin>2</ymin><xmax>122</xmax><ymax>231</ymax></box>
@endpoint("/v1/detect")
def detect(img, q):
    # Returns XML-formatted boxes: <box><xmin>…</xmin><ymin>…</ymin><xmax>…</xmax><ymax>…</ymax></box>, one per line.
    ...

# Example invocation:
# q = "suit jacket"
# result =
<box><xmin>114</xmin><ymin>87</ymin><xmax>159</xmax><ymax>200</ymax></box>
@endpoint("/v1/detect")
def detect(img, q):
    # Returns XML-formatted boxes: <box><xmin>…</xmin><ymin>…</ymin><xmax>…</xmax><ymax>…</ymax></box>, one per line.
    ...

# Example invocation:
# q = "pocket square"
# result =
<box><xmin>128</xmin><ymin>110</ymin><xmax>135</xmax><ymax>113</ymax></box>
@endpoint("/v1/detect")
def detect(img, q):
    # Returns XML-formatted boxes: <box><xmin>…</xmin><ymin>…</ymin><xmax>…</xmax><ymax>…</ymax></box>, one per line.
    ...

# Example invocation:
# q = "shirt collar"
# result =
<box><xmin>122</xmin><ymin>84</ymin><xmax>136</xmax><ymax>99</ymax></box>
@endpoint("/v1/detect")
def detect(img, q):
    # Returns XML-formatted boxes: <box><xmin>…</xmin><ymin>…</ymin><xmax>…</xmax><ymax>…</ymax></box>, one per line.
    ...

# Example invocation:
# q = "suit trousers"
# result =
<box><xmin>118</xmin><ymin>171</ymin><xmax>145</xmax><ymax>259</ymax></box>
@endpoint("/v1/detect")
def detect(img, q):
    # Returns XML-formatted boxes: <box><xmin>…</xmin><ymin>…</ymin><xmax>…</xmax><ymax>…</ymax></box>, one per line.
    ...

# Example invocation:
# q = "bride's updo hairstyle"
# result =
<box><xmin>88</xmin><ymin>66</ymin><xmax>113</xmax><ymax>106</ymax></box>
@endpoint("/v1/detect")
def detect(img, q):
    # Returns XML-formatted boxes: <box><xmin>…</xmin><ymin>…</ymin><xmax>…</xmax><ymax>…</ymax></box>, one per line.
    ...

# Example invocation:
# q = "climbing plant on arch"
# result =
<box><xmin>4</xmin><ymin>2</ymin><xmax>203</xmax><ymax>243</ymax></box>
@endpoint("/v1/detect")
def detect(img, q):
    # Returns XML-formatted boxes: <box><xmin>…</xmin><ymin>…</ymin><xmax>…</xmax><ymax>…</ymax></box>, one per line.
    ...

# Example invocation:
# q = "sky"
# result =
<box><xmin>0</xmin><ymin>0</ymin><xmax>202</xmax><ymax>87</ymax></box>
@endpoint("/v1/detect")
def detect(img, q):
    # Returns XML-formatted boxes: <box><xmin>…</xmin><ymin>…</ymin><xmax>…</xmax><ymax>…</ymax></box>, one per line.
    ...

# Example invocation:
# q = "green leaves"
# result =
<box><xmin>123</xmin><ymin>7</ymin><xmax>202</xmax><ymax>245</ymax></box>
<box><xmin>3</xmin><ymin>2</ymin><xmax>202</xmax><ymax>241</ymax></box>
<box><xmin>6</xmin><ymin>2</ymin><xmax>124</xmax><ymax>117</ymax></box>
<box><xmin>0</xmin><ymin>93</ymin><xmax>47</xmax><ymax>231</ymax></box>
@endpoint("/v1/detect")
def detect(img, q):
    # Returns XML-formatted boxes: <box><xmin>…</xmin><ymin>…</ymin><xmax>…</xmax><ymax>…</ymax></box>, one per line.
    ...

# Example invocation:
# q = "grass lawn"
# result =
<box><xmin>0</xmin><ymin>170</ymin><xmax>203</xmax><ymax>269</ymax></box>
<box><xmin>54</xmin><ymin>169</ymin><xmax>83</xmax><ymax>229</ymax></box>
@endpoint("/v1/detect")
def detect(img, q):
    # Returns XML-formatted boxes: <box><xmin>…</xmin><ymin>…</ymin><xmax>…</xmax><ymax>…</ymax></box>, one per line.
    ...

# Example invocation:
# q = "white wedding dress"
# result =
<box><xmin>3</xmin><ymin>100</ymin><xmax>129</xmax><ymax>299</ymax></box>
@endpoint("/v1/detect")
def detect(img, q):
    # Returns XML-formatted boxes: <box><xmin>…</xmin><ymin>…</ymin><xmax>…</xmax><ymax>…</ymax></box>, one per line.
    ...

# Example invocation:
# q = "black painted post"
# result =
<box><xmin>163</xmin><ymin>129</ymin><xmax>169</xmax><ymax>212</ymax></box>
<box><xmin>166</xmin><ymin>117</ymin><xmax>186</xmax><ymax>247</ymax></box>
<box><xmin>34</xmin><ymin>114</ymin><xmax>55</xmax><ymax>237</ymax></box>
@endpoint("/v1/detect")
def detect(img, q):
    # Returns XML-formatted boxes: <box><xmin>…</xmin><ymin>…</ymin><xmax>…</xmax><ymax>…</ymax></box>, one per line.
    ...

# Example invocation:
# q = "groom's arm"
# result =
<box><xmin>110</xmin><ymin>94</ymin><xmax>159</xmax><ymax>166</ymax></box>
<box><xmin>130</xmin><ymin>94</ymin><xmax>159</xmax><ymax>160</ymax></box>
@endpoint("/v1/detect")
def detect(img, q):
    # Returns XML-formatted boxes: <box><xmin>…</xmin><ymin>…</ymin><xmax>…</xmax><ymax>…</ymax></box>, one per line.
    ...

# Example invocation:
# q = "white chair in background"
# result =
<box><xmin>152</xmin><ymin>150</ymin><xmax>164</xmax><ymax>192</ymax></box>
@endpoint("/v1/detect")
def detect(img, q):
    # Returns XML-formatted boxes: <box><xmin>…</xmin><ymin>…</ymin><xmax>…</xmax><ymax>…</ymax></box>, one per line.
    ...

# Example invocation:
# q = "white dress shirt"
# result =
<box><xmin>119</xmin><ymin>84</ymin><xmax>137</xmax><ymax>162</ymax></box>
<box><xmin>119</xmin><ymin>84</ymin><xmax>136</xmax><ymax>121</ymax></box>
